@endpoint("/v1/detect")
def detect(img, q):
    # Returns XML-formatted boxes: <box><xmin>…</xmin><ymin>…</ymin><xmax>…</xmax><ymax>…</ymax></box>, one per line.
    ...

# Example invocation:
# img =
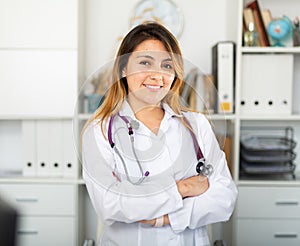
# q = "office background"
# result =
<box><xmin>1</xmin><ymin>0</ymin><xmax>300</xmax><ymax>245</ymax></box>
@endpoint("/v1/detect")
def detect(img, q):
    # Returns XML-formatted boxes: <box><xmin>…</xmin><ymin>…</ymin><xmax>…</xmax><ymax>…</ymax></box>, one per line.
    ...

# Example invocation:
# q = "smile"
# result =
<box><xmin>144</xmin><ymin>84</ymin><xmax>162</xmax><ymax>90</ymax></box>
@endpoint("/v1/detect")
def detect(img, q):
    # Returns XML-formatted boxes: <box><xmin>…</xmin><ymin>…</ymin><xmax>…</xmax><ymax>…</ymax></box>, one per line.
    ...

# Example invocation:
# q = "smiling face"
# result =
<box><xmin>122</xmin><ymin>39</ymin><xmax>175</xmax><ymax>110</ymax></box>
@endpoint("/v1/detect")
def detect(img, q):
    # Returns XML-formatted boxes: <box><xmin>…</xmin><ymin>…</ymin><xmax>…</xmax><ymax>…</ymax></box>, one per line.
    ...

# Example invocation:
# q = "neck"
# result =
<box><xmin>127</xmin><ymin>97</ymin><xmax>165</xmax><ymax>134</ymax></box>
<box><xmin>135</xmin><ymin>106</ymin><xmax>165</xmax><ymax>135</ymax></box>
<box><xmin>127</xmin><ymin>96</ymin><xmax>163</xmax><ymax>117</ymax></box>
<box><xmin>134</xmin><ymin>105</ymin><xmax>164</xmax><ymax>121</ymax></box>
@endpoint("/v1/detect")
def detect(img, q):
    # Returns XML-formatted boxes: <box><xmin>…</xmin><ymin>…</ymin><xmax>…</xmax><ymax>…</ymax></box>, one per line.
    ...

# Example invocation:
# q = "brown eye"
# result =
<box><xmin>140</xmin><ymin>61</ymin><xmax>151</xmax><ymax>66</ymax></box>
<box><xmin>163</xmin><ymin>63</ymin><xmax>173</xmax><ymax>70</ymax></box>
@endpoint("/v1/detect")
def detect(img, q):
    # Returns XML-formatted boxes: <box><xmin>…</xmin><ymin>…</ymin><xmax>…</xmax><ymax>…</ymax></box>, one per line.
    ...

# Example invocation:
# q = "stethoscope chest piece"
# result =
<box><xmin>196</xmin><ymin>158</ymin><xmax>213</xmax><ymax>177</ymax></box>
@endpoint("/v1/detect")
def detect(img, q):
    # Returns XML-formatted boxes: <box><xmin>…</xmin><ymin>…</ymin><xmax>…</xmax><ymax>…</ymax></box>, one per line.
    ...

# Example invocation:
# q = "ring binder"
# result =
<box><xmin>212</xmin><ymin>41</ymin><xmax>235</xmax><ymax>114</ymax></box>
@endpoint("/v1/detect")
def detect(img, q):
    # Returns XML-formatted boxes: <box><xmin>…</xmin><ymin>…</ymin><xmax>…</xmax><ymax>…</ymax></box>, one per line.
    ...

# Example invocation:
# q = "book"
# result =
<box><xmin>261</xmin><ymin>9</ymin><xmax>273</xmax><ymax>45</ymax></box>
<box><xmin>246</xmin><ymin>0</ymin><xmax>270</xmax><ymax>47</ymax></box>
<box><xmin>186</xmin><ymin>74</ymin><xmax>216</xmax><ymax>114</ymax></box>
<box><xmin>182</xmin><ymin>70</ymin><xmax>215</xmax><ymax>113</ymax></box>
<box><xmin>261</xmin><ymin>9</ymin><xmax>272</xmax><ymax>30</ymax></box>
<box><xmin>188</xmin><ymin>88</ymin><xmax>197</xmax><ymax>110</ymax></box>
<box><xmin>216</xmin><ymin>134</ymin><xmax>232</xmax><ymax>172</ymax></box>
<box><xmin>202</xmin><ymin>75</ymin><xmax>215</xmax><ymax>114</ymax></box>
<box><xmin>243</xmin><ymin>8</ymin><xmax>259</xmax><ymax>46</ymax></box>
<box><xmin>181</xmin><ymin>68</ymin><xmax>198</xmax><ymax>109</ymax></box>
<box><xmin>243</xmin><ymin>8</ymin><xmax>256</xmax><ymax>31</ymax></box>
<box><xmin>252</xmin><ymin>9</ymin><xmax>265</xmax><ymax>46</ymax></box>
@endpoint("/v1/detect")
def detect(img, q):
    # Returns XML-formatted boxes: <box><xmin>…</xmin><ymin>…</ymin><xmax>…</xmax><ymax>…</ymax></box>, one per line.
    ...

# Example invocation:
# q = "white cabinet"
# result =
<box><xmin>236</xmin><ymin>219</ymin><xmax>300</xmax><ymax>246</ymax></box>
<box><xmin>0</xmin><ymin>0</ymin><xmax>77</xmax><ymax>49</ymax></box>
<box><xmin>0</xmin><ymin>50</ymin><xmax>77</xmax><ymax>117</ymax></box>
<box><xmin>0</xmin><ymin>0</ymin><xmax>81</xmax><ymax>245</ymax></box>
<box><xmin>236</xmin><ymin>186</ymin><xmax>300</xmax><ymax>219</ymax></box>
<box><xmin>0</xmin><ymin>184</ymin><xmax>76</xmax><ymax>215</ymax></box>
<box><xmin>231</xmin><ymin>0</ymin><xmax>300</xmax><ymax>245</ymax></box>
<box><xmin>235</xmin><ymin>186</ymin><xmax>300</xmax><ymax>245</ymax></box>
<box><xmin>0</xmin><ymin>0</ymin><xmax>78</xmax><ymax>118</ymax></box>
<box><xmin>0</xmin><ymin>183</ymin><xmax>77</xmax><ymax>246</ymax></box>
<box><xmin>17</xmin><ymin>216</ymin><xmax>75</xmax><ymax>246</ymax></box>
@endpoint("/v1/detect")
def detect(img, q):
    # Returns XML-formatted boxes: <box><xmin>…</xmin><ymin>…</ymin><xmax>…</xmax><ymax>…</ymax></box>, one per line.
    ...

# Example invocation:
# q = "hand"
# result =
<box><xmin>176</xmin><ymin>175</ymin><xmax>209</xmax><ymax>198</ymax></box>
<box><xmin>139</xmin><ymin>215</ymin><xmax>170</xmax><ymax>226</ymax></box>
<box><xmin>139</xmin><ymin>218</ymin><xmax>156</xmax><ymax>226</ymax></box>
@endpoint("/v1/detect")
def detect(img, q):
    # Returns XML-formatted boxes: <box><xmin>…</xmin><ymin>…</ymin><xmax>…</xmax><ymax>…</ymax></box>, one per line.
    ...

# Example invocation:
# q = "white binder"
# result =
<box><xmin>22</xmin><ymin>120</ymin><xmax>37</xmax><ymax>176</ymax></box>
<box><xmin>212</xmin><ymin>41</ymin><xmax>235</xmax><ymax>113</ymax></box>
<box><xmin>35</xmin><ymin>120</ymin><xmax>78</xmax><ymax>178</ymax></box>
<box><xmin>48</xmin><ymin>120</ymin><xmax>64</xmax><ymax>177</ymax></box>
<box><xmin>240</xmin><ymin>54</ymin><xmax>293</xmax><ymax>115</ymax></box>
<box><xmin>62</xmin><ymin>120</ymin><xmax>78</xmax><ymax>178</ymax></box>
<box><xmin>36</xmin><ymin>120</ymin><xmax>51</xmax><ymax>177</ymax></box>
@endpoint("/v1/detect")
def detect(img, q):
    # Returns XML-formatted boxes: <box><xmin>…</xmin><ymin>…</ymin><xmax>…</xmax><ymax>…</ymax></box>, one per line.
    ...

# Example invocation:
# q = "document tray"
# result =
<box><xmin>240</xmin><ymin>136</ymin><xmax>296</xmax><ymax>152</ymax></box>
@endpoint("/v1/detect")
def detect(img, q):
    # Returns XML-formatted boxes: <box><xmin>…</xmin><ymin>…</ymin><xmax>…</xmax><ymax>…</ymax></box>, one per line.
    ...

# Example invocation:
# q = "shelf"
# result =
<box><xmin>206</xmin><ymin>114</ymin><xmax>236</xmax><ymax>121</ymax></box>
<box><xmin>0</xmin><ymin>115</ymin><xmax>74</xmax><ymax>120</ymax></box>
<box><xmin>238</xmin><ymin>176</ymin><xmax>300</xmax><ymax>187</ymax></box>
<box><xmin>241</xmin><ymin>47</ymin><xmax>300</xmax><ymax>54</ymax></box>
<box><xmin>0</xmin><ymin>176</ymin><xmax>83</xmax><ymax>184</ymax></box>
<box><xmin>239</xmin><ymin>115</ymin><xmax>300</xmax><ymax>121</ymax></box>
<box><xmin>78</xmin><ymin>113</ymin><xmax>92</xmax><ymax>120</ymax></box>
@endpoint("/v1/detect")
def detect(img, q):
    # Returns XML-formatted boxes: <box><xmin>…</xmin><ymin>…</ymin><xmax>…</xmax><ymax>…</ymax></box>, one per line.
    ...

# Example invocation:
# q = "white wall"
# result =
<box><xmin>82</xmin><ymin>0</ymin><xmax>238</xmax><ymax>80</ymax></box>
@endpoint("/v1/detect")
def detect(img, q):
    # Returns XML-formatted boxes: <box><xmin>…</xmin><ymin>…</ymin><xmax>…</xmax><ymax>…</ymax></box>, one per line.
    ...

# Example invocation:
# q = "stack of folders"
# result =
<box><xmin>240</xmin><ymin>127</ymin><xmax>297</xmax><ymax>179</ymax></box>
<box><xmin>21</xmin><ymin>120</ymin><xmax>78</xmax><ymax>178</ymax></box>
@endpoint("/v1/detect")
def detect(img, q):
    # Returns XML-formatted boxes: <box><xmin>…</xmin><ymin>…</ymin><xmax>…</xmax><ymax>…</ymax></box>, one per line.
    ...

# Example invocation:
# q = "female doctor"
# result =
<box><xmin>81</xmin><ymin>22</ymin><xmax>237</xmax><ymax>246</ymax></box>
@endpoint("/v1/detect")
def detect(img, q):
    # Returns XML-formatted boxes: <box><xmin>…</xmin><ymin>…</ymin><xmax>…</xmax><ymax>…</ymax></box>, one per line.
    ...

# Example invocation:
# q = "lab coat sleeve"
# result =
<box><xmin>168</xmin><ymin>114</ymin><xmax>238</xmax><ymax>233</ymax></box>
<box><xmin>82</xmin><ymin>121</ymin><xmax>183</xmax><ymax>225</ymax></box>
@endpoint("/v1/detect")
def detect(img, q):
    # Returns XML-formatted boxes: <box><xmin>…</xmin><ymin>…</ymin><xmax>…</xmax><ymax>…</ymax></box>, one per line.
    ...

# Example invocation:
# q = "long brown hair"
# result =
<box><xmin>82</xmin><ymin>22</ymin><xmax>192</xmax><ymax>137</ymax></box>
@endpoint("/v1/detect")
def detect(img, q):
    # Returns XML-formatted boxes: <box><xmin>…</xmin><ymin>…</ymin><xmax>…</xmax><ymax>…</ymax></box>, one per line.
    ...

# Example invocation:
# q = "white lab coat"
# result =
<box><xmin>82</xmin><ymin>101</ymin><xmax>238</xmax><ymax>246</ymax></box>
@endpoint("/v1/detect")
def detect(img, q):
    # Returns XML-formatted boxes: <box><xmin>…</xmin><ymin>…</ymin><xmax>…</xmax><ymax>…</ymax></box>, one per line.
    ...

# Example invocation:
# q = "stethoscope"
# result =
<box><xmin>108</xmin><ymin>113</ymin><xmax>213</xmax><ymax>185</ymax></box>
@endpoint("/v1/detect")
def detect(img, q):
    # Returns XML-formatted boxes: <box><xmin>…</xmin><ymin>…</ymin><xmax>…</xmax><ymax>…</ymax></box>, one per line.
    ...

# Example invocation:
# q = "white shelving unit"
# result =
<box><xmin>0</xmin><ymin>1</ymin><xmax>96</xmax><ymax>245</ymax></box>
<box><xmin>231</xmin><ymin>0</ymin><xmax>300</xmax><ymax>245</ymax></box>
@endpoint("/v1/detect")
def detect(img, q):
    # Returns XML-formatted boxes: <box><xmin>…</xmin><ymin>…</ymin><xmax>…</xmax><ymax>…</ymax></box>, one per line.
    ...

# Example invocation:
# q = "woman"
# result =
<box><xmin>81</xmin><ymin>22</ymin><xmax>237</xmax><ymax>246</ymax></box>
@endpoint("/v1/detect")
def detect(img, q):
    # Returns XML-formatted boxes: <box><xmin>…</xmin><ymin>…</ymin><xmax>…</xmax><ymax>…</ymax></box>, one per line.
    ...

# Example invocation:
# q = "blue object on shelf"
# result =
<box><xmin>267</xmin><ymin>16</ymin><xmax>293</xmax><ymax>47</ymax></box>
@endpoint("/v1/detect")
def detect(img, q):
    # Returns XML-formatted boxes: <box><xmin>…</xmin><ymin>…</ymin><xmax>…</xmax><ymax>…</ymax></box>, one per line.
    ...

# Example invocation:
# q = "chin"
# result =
<box><xmin>143</xmin><ymin>93</ymin><xmax>167</xmax><ymax>105</ymax></box>
<box><xmin>129</xmin><ymin>90</ymin><xmax>168</xmax><ymax>108</ymax></box>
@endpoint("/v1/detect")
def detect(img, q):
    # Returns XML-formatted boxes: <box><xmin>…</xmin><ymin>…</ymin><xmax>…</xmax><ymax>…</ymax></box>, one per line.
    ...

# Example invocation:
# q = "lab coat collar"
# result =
<box><xmin>119</xmin><ymin>100</ymin><xmax>136</xmax><ymax>119</ymax></box>
<box><xmin>162</xmin><ymin>102</ymin><xmax>183</xmax><ymax>120</ymax></box>
<box><xmin>118</xmin><ymin>100</ymin><xmax>183</xmax><ymax>120</ymax></box>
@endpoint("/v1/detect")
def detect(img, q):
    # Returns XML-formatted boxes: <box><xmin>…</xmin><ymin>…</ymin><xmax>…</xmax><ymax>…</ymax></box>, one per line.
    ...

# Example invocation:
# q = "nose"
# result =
<box><xmin>150</xmin><ymin>72</ymin><xmax>163</xmax><ymax>81</ymax></box>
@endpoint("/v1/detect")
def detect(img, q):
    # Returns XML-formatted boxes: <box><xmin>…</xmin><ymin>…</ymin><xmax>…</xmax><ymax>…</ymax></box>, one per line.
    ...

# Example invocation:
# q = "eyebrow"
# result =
<box><xmin>135</xmin><ymin>55</ymin><xmax>173</xmax><ymax>62</ymax></box>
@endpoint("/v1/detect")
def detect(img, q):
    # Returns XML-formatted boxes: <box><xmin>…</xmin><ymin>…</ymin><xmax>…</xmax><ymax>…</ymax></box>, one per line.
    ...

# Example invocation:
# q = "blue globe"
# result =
<box><xmin>267</xmin><ymin>16</ymin><xmax>293</xmax><ymax>46</ymax></box>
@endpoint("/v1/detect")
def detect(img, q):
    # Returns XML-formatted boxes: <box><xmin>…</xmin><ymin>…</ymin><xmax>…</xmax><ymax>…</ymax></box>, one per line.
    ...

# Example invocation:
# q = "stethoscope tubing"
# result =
<box><xmin>107</xmin><ymin>112</ymin><xmax>213</xmax><ymax>184</ymax></box>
